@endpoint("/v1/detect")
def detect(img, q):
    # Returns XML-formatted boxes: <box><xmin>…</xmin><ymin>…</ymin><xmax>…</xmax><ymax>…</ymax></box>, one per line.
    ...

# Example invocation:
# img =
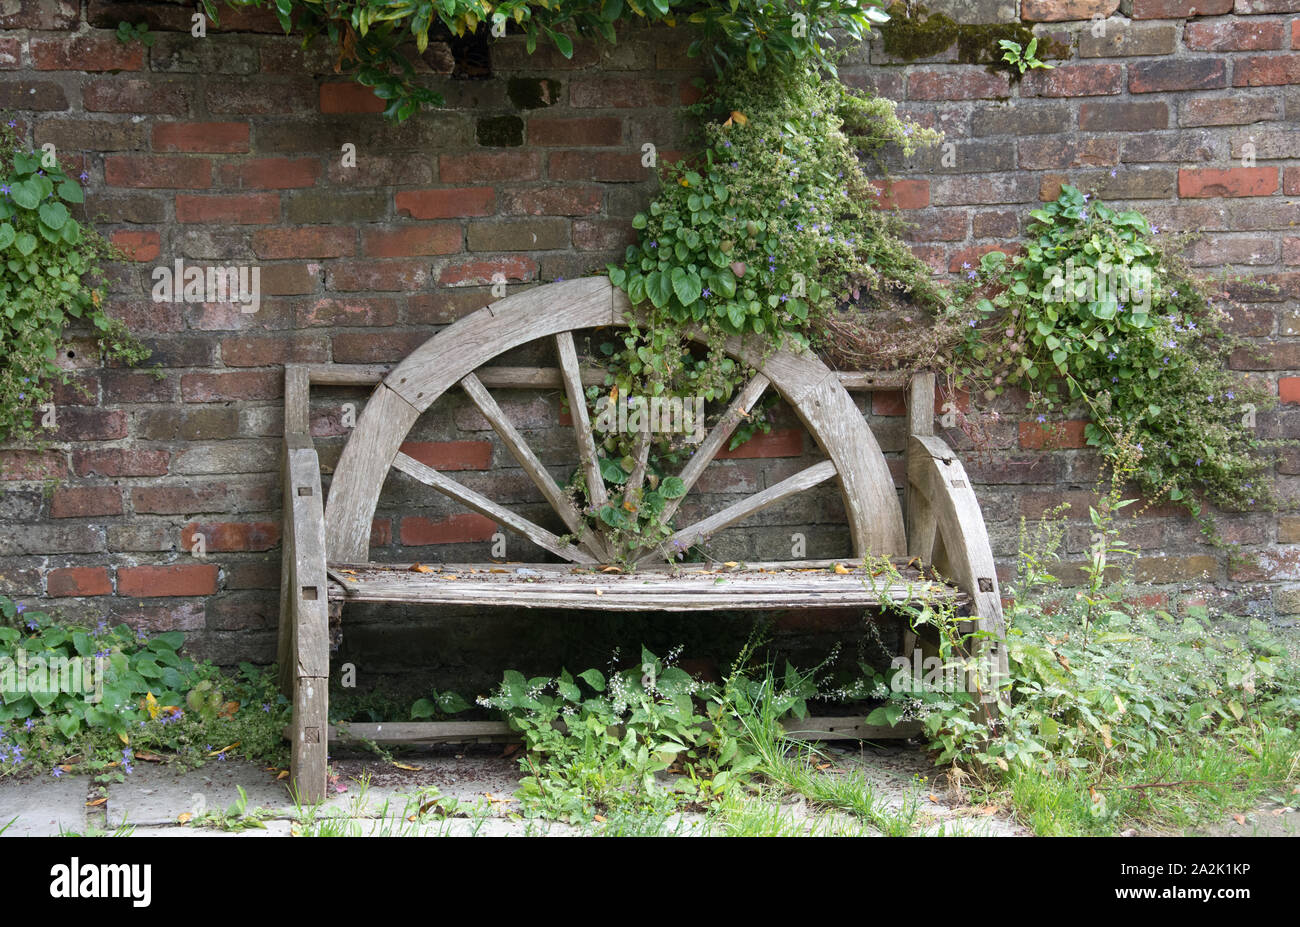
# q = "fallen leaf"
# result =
<box><xmin>594</xmin><ymin>589</ymin><xmax>603</xmax><ymax>596</ymax></box>
<box><xmin>219</xmin><ymin>701</ymin><xmax>240</xmax><ymax>718</ymax></box>
<box><xmin>411</xmin><ymin>563</ymin><xmax>436</xmax><ymax>573</ymax></box>
<box><xmin>177</xmin><ymin>812</ymin><xmax>192</xmax><ymax>824</ymax></box>
<box><xmin>833</xmin><ymin>563</ymin><xmax>851</xmax><ymax>574</ymax></box>
<box><xmin>593</xmin><ymin>814</ymin><xmax>606</xmax><ymax>823</ymax></box>
<box><xmin>393</xmin><ymin>762</ymin><xmax>421</xmax><ymax>771</ymax></box>
<box><xmin>207</xmin><ymin>742</ymin><xmax>240</xmax><ymax>757</ymax></box>
<box><xmin>1232</xmin><ymin>814</ymin><xmax>1247</xmax><ymax>825</ymax></box>
<box><xmin>600</xmin><ymin>565</ymin><xmax>623</xmax><ymax>573</ymax></box>
<box><xmin>276</xmin><ymin>770</ymin><xmax>289</xmax><ymax>780</ymax></box>
<box><xmin>929</xmin><ymin>793</ymin><xmax>939</xmax><ymax>803</ymax></box>
<box><xmin>135</xmin><ymin>751</ymin><xmax>165</xmax><ymax>763</ymax></box>
<box><xmin>443</xmin><ymin>574</ymin><xmax>458</xmax><ymax>580</ymax></box>
<box><xmin>723</xmin><ymin>561</ymin><xmax>740</xmax><ymax>568</ymax></box>
<box><xmin>86</xmin><ymin>797</ymin><xmax>107</xmax><ymax>807</ymax></box>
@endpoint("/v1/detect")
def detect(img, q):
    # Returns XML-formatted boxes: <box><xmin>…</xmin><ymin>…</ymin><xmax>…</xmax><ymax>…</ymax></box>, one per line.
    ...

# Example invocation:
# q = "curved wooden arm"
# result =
<box><xmin>906</xmin><ymin>434</ymin><xmax>1009</xmax><ymax>714</ymax></box>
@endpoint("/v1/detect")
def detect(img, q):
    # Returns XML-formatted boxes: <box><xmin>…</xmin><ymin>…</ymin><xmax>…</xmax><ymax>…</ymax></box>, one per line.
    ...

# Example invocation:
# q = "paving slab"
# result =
<box><xmin>0</xmin><ymin>774</ymin><xmax>88</xmax><ymax>837</ymax></box>
<box><xmin>106</xmin><ymin>761</ymin><xmax>297</xmax><ymax>827</ymax></box>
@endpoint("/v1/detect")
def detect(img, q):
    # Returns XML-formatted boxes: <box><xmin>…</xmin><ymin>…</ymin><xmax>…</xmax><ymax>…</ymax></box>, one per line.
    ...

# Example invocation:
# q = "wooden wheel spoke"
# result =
<box><xmin>659</xmin><ymin>373</ymin><xmax>769</xmax><ymax>528</ymax></box>
<box><xmin>636</xmin><ymin>459</ymin><xmax>836</xmax><ymax>565</ymax></box>
<box><xmin>393</xmin><ymin>451</ymin><xmax>597</xmax><ymax>565</ymax></box>
<box><xmin>554</xmin><ymin>332</ymin><xmax>608</xmax><ymax>511</ymax></box>
<box><xmin>622</xmin><ymin>411</ymin><xmax>652</xmax><ymax>505</ymax></box>
<box><xmin>459</xmin><ymin>373</ymin><xmax>609</xmax><ymax>561</ymax></box>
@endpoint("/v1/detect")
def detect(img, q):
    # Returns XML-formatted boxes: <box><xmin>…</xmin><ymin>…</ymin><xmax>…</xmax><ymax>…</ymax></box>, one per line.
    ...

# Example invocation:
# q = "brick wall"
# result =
<box><xmin>0</xmin><ymin>0</ymin><xmax>1297</xmax><ymax>685</ymax></box>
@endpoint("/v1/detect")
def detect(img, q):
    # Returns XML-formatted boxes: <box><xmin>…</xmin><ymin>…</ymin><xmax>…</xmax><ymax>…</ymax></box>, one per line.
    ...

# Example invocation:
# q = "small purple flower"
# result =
<box><xmin>5</xmin><ymin>120</ymin><xmax>15</xmax><ymax>128</ymax></box>
<box><xmin>262</xmin><ymin>703</ymin><xmax>272</xmax><ymax>713</ymax></box>
<box><xmin>1080</xmin><ymin>210</ymin><xmax>1089</xmax><ymax>221</ymax></box>
<box><xmin>701</xmin><ymin>288</ymin><xmax>712</xmax><ymax>298</ymax></box>
<box><xmin>79</xmin><ymin>171</ymin><xmax>88</xmax><ymax>182</ymax></box>
<box><xmin>967</xmin><ymin>271</ymin><xmax>978</xmax><ymax>280</ymax></box>
<box><xmin>1110</xmin><ymin>169</ymin><xmax>1117</xmax><ymax>178</ymax></box>
<box><xmin>25</xmin><ymin>620</ymin><xmax>37</xmax><ymax>631</ymax></box>
<box><xmin>0</xmin><ymin>184</ymin><xmax>10</xmax><ymax>196</ymax></box>
<box><xmin>961</xmin><ymin>262</ymin><xmax>971</xmax><ymax>270</ymax></box>
<box><xmin>1150</xmin><ymin>224</ymin><xmax>1159</xmax><ymax>234</ymax></box>
<box><xmin>14</xmin><ymin>603</ymin><xmax>24</xmax><ymax>614</ymax></box>
<box><xmin>24</xmin><ymin>719</ymin><xmax>34</xmax><ymax>732</ymax></box>
<box><xmin>779</xmin><ymin>294</ymin><xmax>789</xmax><ymax>303</ymax></box>
<box><xmin>52</xmin><ymin>768</ymin><xmax>63</xmax><ymax>778</ymax></box>
<box><xmin>1036</xmin><ymin>414</ymin><xmax>1047</xmax><ymax>423</ymax></box>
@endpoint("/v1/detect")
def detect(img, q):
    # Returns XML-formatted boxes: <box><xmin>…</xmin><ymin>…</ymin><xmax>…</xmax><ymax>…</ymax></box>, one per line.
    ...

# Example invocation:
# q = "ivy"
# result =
<box><xmin>215</xmin><ymin>0</ymin><xmax>890</xmax><ymax>121</ymax></box>
<box><xmin>955</xmin><ymin>184</ymin><xmax>1278</xmax><ymax>529</ymax></box>
<box><xmin>0</xmin><ymin>119</ymin><xmax>150</xmax><ymax>446</ymax></box>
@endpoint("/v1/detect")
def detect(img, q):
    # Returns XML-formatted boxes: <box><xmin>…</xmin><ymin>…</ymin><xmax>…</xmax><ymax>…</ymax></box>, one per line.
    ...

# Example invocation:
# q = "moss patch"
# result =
<box><xmin>477</xmin><ymin>114</ymin><xmax>524</xmax><ymax>147</ymax></box>
<box><xmin>880</xmin><ymin>4</ymin><xmax>1069</xmax><ymax>74</ymax></box>
<box><xmin>507</xmin><ymin>77</ymin><xmax>562</xmax><ymax>109</ymax></box>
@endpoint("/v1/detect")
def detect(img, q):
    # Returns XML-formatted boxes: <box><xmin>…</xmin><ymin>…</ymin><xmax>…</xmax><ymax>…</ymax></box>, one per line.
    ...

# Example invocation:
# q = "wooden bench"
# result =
<box><xmin>277</xmin><ymin>276</ymin><xmax>1008</xmax><ymax>800</ymax></box>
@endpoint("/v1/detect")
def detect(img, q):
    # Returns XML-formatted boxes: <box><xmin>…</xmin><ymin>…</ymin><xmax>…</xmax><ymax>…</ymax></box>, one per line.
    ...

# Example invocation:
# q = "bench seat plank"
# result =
<box><xmin>325</xmin><ymin>561</ymin><xmax>964</xmax><ymax>611</ymax></box>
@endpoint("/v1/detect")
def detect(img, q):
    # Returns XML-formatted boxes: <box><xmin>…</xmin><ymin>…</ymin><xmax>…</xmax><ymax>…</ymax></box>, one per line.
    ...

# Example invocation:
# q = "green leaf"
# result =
<box><xmin>670</xmin><ymin>267</ymin><xmax>702</xmax><ymax>306</ymax></box>
<box><xmin>10</xmin><ymin>180</ymin><xmax>40</xmax><ymax>210</ymax></box>
<box><xmin>14</xmin><ymin>232</ymin><xmax>36</xmax><ymax>256</ymax></box>
<box><xmin>411</xmin><ymin>698</ymin><xmax>436</xmax><ymax>719</ymax></box>
<box><xmin>38</xmin><ymin>201</ymin><xmax>68</xmax><ymax>230</ymax></box>
<box><xmin>0</xmin><ymin>223</ymin><xmax>13</xmax><ymax>249</ymax></box>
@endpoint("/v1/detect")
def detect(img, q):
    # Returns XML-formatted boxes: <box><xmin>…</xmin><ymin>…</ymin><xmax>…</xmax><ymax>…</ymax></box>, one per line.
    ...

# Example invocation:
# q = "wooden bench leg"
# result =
<box><xmin>292</xmin><ymin>673</ymin><xmax>328</xmax><ymax>803</ymax></box>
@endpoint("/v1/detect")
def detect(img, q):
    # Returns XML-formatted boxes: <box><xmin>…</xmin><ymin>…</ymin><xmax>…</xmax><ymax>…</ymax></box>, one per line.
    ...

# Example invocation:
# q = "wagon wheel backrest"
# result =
<box><xmin>323</xmin><ymin>277</ymin><xmax>906</xmax><ymax>566</ymax></box>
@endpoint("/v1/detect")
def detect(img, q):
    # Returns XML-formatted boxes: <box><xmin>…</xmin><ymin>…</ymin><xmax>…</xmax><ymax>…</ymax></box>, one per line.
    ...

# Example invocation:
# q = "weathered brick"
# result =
<box><xmin>106</xmin><ymin>155</ymin><xmax>211</xmax><ymax>189</ymax></box>
<box><xmin>549</xmin><ymin>150</ymin><xmax>647</xmax><ymax>182</ymax></box>
<box><xmin>572</xmin><ymin>219</ymin><xmax>637</xmax><ymax>251</ymax></box>
<box><xmin>1234</xmin><ymin>54</ymin><xmax>1300</xmax><ymax>86</ymax></box>
<box><xmin>1129</xmin><ymin>58</ymin><xmax>1228</xmax><ymax>93</ymax></box>
<box><xmin>362</xmin><ymin>225</ymin><xmax>461</xmax><ymax>257</ymax></box>
<box><xmin>285</xmin><ymin>191</ymin><xmax>387</xmax><ymax>224</ymax></box>
<box><xmin>570</xmin><ymin>77</ymin><xmax>674</xmax><ymax>108</ymax></box>
<box><xmin>1023</xmin><ymin>63</ymin><xmax>1125</xmax><ymax>97</ymax></box>
<box><xmin>500</xmin><ymin>186</ymin><xmax>603</xmax><ymax>216</ymax></box>
<box><xmin>327</xmin><ymin>261</ymin><xmax>430</xmax><ymax>292</ymax></box>
<box><xmin>400</xmin><ymin>513</ymin><xmax>497</xmax><ymax>545</ymax></box>
<box><xmin>153</xmin><ymin>121</ymin><xmax>249</xmax><ymax>153</ymax></box>
<box><xmin>1179</xmin><ymin>167</ymin><xmax>1279</xmax><ymax>197</ymax></box>
<box><xmin>180</xmin><ymin>371</ymin><xmax>280</xmax><ymax>402</ymax></box>
<box><xmin>931</xmin><ymin>174</ymin><xmax>1037</xmax><ymax>205</ymax></box>
<box><xmin>1021</xmin><ymin>0</ymin><xmax>1119</xmax><ymax>19</ymax></box>
<box><xmin>1185</xmin><ymin>18</ymin><xmax>1286</xmax><ymax>49</ymax></box>
<box><xmin>395</xmin><ymin>188</ymin><xmax>495</xmax><ymax>219</ymax></box>
<box><xmin>1079</xmin><ymin>20</ymin><xmax>1176</xmax><ymax>56</ymax></box>
<box><xmin>438</xmin><ymin>256</ymin><xmax>538</xmax><ymax>286</ymax></box>
<box><xmin>32</xmin><ymin>35</ymin><xmax>142</xmax><ymax>71</ymax></box>
<box><xmin>117</xmin><ymin>564</ymin><xmax>218</xmax><ymax>598</ymax></box>
<box><xmin>1019</xmin><ymin>137</ymin><xmax>1118</xmax><ymax>169</ymax></box>
<box><xmin>0</xmin><ymin>37</ymin><xmax>18</xmax><ymax>69</ymax></box>
<box><xmin>1130</xmin><ymin>0</ymin><xmax>1232</xmax><ymax>15</ymax></box>
<box><xmin>51</xmin><ymin>408</ymin><xmax>127</xmax><ymax>442</ymax></box>
<box><xmin>971</xmin><ymin>102</ymin><xmax>1072</xmax><ymax>136</ymax></box>
<box><xmin>909</xmin><ymin>69</ymin><xmax>1011</xmax><ymax>100</ymax></box>
<box><xmin>217</xmin><ymin>157</ymin><xmax>321</xmax><ymax>189</ymax></box>
<box><xmin>297</xmin><ymin>296</ymin><xmax>399</xmax><ymax>328</ymax></box>
<box><xmin>0</xmin><ymin>451</ymin><xmax>67</xmax><ymax>481</ymax></box>
<box><xmin>47</xmin><ymin>567</ymin><xmax>112</xmax><ymax>598</ymax></box>
<box><xmin>181</xmin><ymin>522</ymin><xmax>280</xmax><ymax>552</ymax></box>
<box><xmin>331</xmin><ymin>331</ymin><xmax>430</xmax><ymax>364</ymax></box>
<box><xmin>73</xmin><ymin>449</ymin><xmax>169</xmax><ymax>478</ymax></box>
<box><xmin>0</xmin><ymin>0</ymin><xmax>78</xmax><ymax>29</ymax></box>
<box><xmin>110</xmin><ymin>230</ymin><xmax>160</xmax><ymax>262</ymax></box>
<box><xmin>206</xmin><ymin>78</ymin><xmax>315</xmax><ymax>114</ymax></box>
<box><xmin>870</xmin><ymin>179</ymin><xmax>930</xmax><ymax>209</ymax></box>
<box><xmin>319</xmin><ymin>82</ymin><xmax>385</xmax><ymax>114</ymax></box>
<box><xmin>716</xmin><ymin>429</ymin><xmax>804</xmax><ymax>459</ymax></box>
<box><xmin>1179</xmin><ymin>94</ymin><xmax>1281</xmax><ymax>126</ymax></box>
<box><xmin>36</xmin><ymin>117</ymin><xmax>146</xmax><ymax>152</ymax></box>
<box><xmin>399</xmin><ymin>441</ymin><xmax>493</xmax><ymax>470</ymax></box>
<box><xmin>253</xmin><ymin>226</ymin><xmax>354</xmax><ymax>259</ymax></box>
<box><xmin>0</xmin><ymin>80</ymin><xmax>67</xmax><ymax>111</ymax></box>
<box><xmin>51</xmin><ymin>486</ymin><xmax>123</xmax><ymax>518</ymax></box>
<box><xmin>1078</xmin><ymin>100</ymin><xmax>1169</xmax><ymax>131</ymax></box>
<box><xmin>1184</xmin><ymin>236</ymin><xmax>1279</xmax><ymax>265</ymax></box>
<box><xmin>133</xmin><ymin>484</ymin><xmax>227</xmax><ymax>515</ymax></box>
<box><xmin>407</xmin><ymin>290</ymin><xmax>495</xmax><ymax>325</ymax></box>
<box><xmin>175</xmin><ymin>193</ymin><xmax>279</xmax><ymax>224</ymax></box>
<box><xmin>529</xmin><ymin>117</ymin><xmax>623</xmax><ymax>146</ymax></box>
<box><xmin>84</xmin><ymin>78</ymin><xmax>187</xmax><ymax>114</ymax></box>
<box><xmin>0</xmin><ymin>525</ymin><xmax>103</xmax><ymax>556</ymax></box>
<box><xmin>439</xmin><ymin>151</ymin><xmax>541</xmax><ymax>183</ymax></box>
<box><xmin>467</xmin><ymin>219</ymin><xmax>569</xmax><ymax>251</ymax></box>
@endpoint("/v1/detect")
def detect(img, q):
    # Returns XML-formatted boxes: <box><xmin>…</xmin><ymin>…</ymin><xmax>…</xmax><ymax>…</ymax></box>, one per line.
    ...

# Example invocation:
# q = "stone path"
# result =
<box><xmin>0</xmin><ymin>743</ymin><xmax>1027</xmax><ymax>837</ymax></box>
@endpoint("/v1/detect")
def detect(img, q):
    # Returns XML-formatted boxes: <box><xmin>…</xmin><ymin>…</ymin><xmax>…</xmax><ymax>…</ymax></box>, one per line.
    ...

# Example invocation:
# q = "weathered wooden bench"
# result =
<box><xmin>277</xmin><ymin>276</ymin><xmax>1007</xmax><ymax>800</ymax></box>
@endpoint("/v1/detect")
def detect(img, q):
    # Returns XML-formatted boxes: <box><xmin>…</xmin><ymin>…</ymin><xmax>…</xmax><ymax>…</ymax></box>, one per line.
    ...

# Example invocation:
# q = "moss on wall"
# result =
<box><xmin>880</xmin><ymin>3</ymin><xmax>1070</xmax><ymax>75</ymax></box>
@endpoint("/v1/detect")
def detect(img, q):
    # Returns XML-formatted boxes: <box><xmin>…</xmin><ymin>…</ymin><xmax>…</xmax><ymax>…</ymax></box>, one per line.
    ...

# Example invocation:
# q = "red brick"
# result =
<box><xmin>1234</xmin><ymin>54</ymin><xmax>1300</xmax><ymax>86</ymax></box>
<box><xmin>1294</xmin><ymin>18</ymin><xmax>1300</xmax><ymax>49</ymax></box>
<box><xmin>52</xmin><ymin>486</ymin><xmax>123</xmax><ymax>518</ymax></box>
<box><xmin>949</xmin><ymin>243</ymin><xmax>1021</xmax><ymax>272</ymax></box>
<box><xmin>362</xmin><ymin>225</ymin><xmax>461</xmax><ymax>258</ymax></box>
<box><xmin>400</xmin><ymin>513</ymin><xmax>497</xmax><ymax>545</ymax></box>
<box><xmin>52</xmin><ymin>408</ymin><xmax>127</xmax><ymax>442</ymax></box>
<box><xmin>84</xmin><ymin>79</ymin><xmax>187</xmax><ymax>114</ymax></box>
<box><xmin>132</xmin><ymin>485</ymin><xmax>226</xmax><ymax>515</ymax></box>
<box><xmin>572</xmin><ymin>218</ymin><xmax>635</xmax><ymax>251</ymax></box>
<box><xmin>1130</xmin><ymin>0</ymin><xmax>1231</xmax><ymax>15</ymax></box>
<box><xmin>0</xmin><ymin>450</ymin><xmax>67</xmax><ymax>481</ymax></box>
<box><xmin>218</xmin><ymin>157</ymin><xmax>321</xmax><ymax>189</ymax></box>
<box><xmin>716</xmin><ymin>428</ymin><xmax>804</xmax><ymax>459</ymax></box>
<box><xmin>872</xmin><ymin>391</ymin><xmax>906</xmax><ymax>416</ymax></box>
<box><xmin>439</xmin><ymin>152</ymin><xmax>541</xmax><ymax>184</ymax></box>
<box><xmin>319</xmin><ymin>81</ymin><xmax>385</xmax><ymax>114</ymax></box>
<box><xmin>1129</xmin><ymin>58</ymin><xmax>1227</xmax><ymax>93</ymax></box>
<box><xmin>220</xmin><ymin>334</ymin><xmax>329</xmax><ymax>366</ymax></box>
<box><xmin>1281</xmin><ymin>377</ymin><xmax>1300</xmax><ymax>403</ymax></box>
<box><xmin>1287</xmin><ymin>167</ymin><xmax>1300</xmax><ymax>195</ymax></box>
<box><xmin>153</xmin><ymin>121</ymin><xmax>249</xmax><ymax>153</ymax></box>
<box><xmin>1179</xmin><ymin>167</ymin><xmax>1279</xmax><ymax>197</ymax></box>
<box><xmin>117</xmin><ymin>564</ymin><xmax>218</xmax><ymax>598</ymax></box>
<box><xmin>1021</xmin><ymin>0</ymin><xmax>1119</xmax><ymax>20</ymax></box>
<box><xmin>32</xmin><ymin>35</ymin><xmax>142</xmax><ymax>71</ymax></box>
<box><xmin>73</xmin><ymin>449</ymin><xmax>169</xmax><ymax>478</ymax></box>
<box><xmin>399</xmin><ymin>441</ymin><xmax>493</xmax><ymax>471</ymax></box>
<box><xmin>181</xmin><ymin>522</ymin><xmax>280</xmax><ymax>553</ymax></box>
<box><xmin>528</xmin><ymin>117</ymin><xmax>622</xmax><ymax>146</ymax></box>
<box><xmin>105</xmin><ymin>155</ymin><xmax>210</xmax><ymax>189</ymax></box>
<box><xmin>0</xmin><ymin>37</ymin><xmax>19</xmax><ymax>69</ymax></box>
<box><xmin>110</xmin><ymin>230</ymin><xmax>160</xmax><ymax>262</ymax></box>
<box><xmin>176</xmin><ymin>193</ymin><xmax>278</xmax><ymax>224</ymax></box>
<box><xmin>501</xmin><ymin>186</ymin><xmax>603</xmax><ymax>216</ymax></box>
<box><xmin>548</xmin><ymin>150</ymin><xmax>646</xmax><ymax>182</ymax></box>
<box><xmin>1019</xmin><ymin>420</ymin><xmax>1088</xmax><ymax>449</ymax></box>
<box><xmin>438</xmin><ymin>256</ymin><xmax>537</xmax><ymax>286</ymax></box>
<box><xmin>870</xmin><ymin>179</ymin><xmax>930</xmax><ymax>210</ymax></box>
<box><xmin>395</xmin><ymin>188</ymin><xmax>495</xmax><ymax>219</ymax></box>
<box><xmin>370</xmin><ymin>519</ymin><xmax>393</xmax><ymax>547</ymax></box>
<box><xmin>331</xmin><ymin>331</ymin><xmax>429</xmax><ymax>364</ymax></box>
<box><xmin>253</xmin><ymin>226</ymin><xmax>354</xmax><ymax>259</ymax></box>
<box><xmin>908</xmin><ymin>69</ymin><xmax>1011</xmax><ymax>100</ymax></box>
<box><xmin>1184</xmin><ymin>19</ymin><xmax>1286</xmax><ymax>50</ymax></box>
<box><xmin>47</xmin><ymin>567</ymin><xmax>112</xmax><ymax>598</ymax></box>
<box><xmin>180</xmin><ymin>371</ymin><xmax>280</xmax><ymax>402</ymax></box>
<box><xmin>0</xmin><ymin>1</ymin><xmax>78</xmax><ymax>29</ymax></box>
<box><xmin>1018</xmin><ymin>137</ymin><xmax>1118</xmax><ymax>169</ymax></box>
<box><xmin>298</xmin><ymin>297</ymin><xmax>399</xmax><ymax>327</ymax></box>
<box><xmin>1023</xmin><ymin>64</ymin><xmax>1124</xmax><ymax>97</ymax></box>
